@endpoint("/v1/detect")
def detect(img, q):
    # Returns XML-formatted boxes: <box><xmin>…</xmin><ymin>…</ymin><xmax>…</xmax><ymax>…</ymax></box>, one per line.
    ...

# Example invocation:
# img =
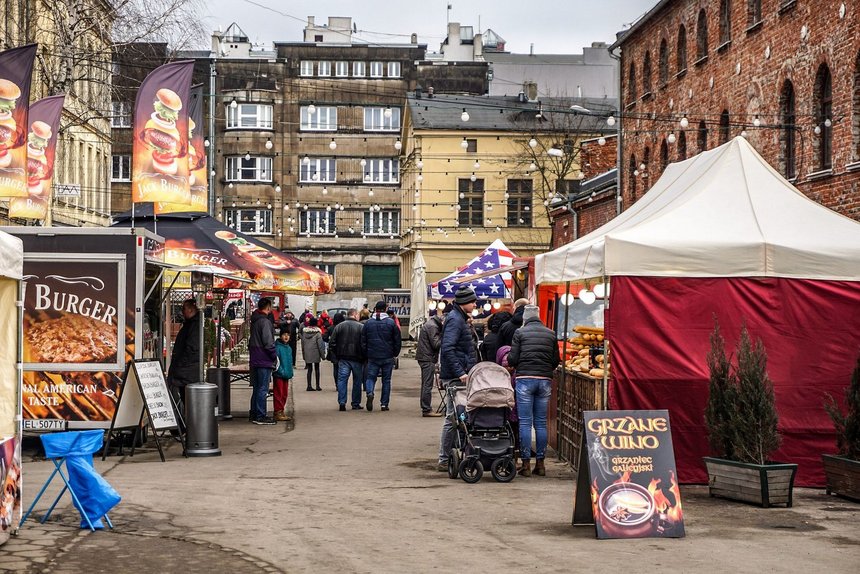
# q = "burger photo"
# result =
<box><xmin>142</xmin><ymin>88</ymin><xmax>182</xmax><ymax>175</ymax></box>
<box><xmin>0</xmin><ymin>78</ymin><xmax>21</xmax><ymax>168</ymax></box>
<box><xmin>26</xmin><ymin>120</ymin><xmax>52</xmax><ymax>196</ymax></box>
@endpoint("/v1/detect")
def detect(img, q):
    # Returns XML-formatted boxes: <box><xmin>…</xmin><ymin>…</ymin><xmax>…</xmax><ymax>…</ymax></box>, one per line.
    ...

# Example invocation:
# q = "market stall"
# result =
<box><xmin>535</xmin><ymin>137</ymin><xmax>860</xmax><ymax>486</ymax></box>
<box><xmin>429</xmin><ymin>239</ymin><xmax>515</xmax><ymax>302</ymax></box>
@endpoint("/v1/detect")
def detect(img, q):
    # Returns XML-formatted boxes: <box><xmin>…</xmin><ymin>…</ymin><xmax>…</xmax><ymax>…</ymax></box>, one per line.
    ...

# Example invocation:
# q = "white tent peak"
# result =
<box><xmin>537</xmin><ymin>136</ymin><xmax>860</xmax><ymax>282</ymax></box>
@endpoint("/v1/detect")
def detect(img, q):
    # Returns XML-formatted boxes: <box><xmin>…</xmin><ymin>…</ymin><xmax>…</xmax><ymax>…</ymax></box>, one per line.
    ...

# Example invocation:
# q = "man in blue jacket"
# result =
<box><xmin>360</xmin><ymin>300</ymin><xmax>402</xmax><ymax>412</ymax></box>
<box><xmin>437</xmin><ymin>286</ymin><xmax>478</xmax><ymax>471</ymax></box>
<box><xmin>248</xmin><ymin>297</ymin><xmax>277</xmax><ymax>425</ymax></box>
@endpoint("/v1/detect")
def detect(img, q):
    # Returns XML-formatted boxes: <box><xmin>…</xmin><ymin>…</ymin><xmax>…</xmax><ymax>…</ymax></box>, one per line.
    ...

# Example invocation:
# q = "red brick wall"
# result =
<box><xmin>618</xmin><ymin>0</ymin><xmax>860</xmax><ymax>220</ymax></box>
<box><xmin>551</xmin><ymin>210</ymin><xmax>574</xmax><ymax>248</ymax></box>
<box><xmin>581</xmin><ymin>135</ymin><xmax>618</xmax><ymax>178</ymax></box>
<box><xmin>576</xmin><ymin>194</ymin><xmax>617</xmax><ymax>236</ymax></box>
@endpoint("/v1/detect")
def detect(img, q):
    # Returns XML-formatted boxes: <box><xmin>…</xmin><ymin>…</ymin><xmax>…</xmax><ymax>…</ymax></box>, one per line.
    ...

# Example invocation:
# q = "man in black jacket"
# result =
<box><xmin>509</xmin><ymin>305</ymin><xmax>560</xmax><ymax>477</ymax></box>
<box><xmin>415</xmin><ymin>313</ymin><xmax>444</xmax><ymax>417</ymax></box>
<box><xmin>498</xmin><ymin>298</ymin><xmax>528</xmax><ymax>348</ymax></box>
<box><xmin>329</xmin><ymin>308</ymin><xmax>366</xmax><ymax>411</ymax></box>
<box><xmin>360</xmin><ymin>301</ymin><xmax>402</xmax><ymax>411</ymax></box>
<box><xmin>168</xmin><ymin>299</ymin><xmax>201</xmax><ymax>414</ymax></box>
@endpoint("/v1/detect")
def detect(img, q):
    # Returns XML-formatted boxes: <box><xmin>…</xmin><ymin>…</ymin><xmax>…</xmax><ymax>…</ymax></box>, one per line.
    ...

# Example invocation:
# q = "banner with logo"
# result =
<box><xmin>0</xmin><ymin>44</ymin><xmax>37</xmax><ymax>198</ymax></box>
<box><xmin>156</xmin><ymin>85</ymin><xmax>207</xmax><ymax>214</ymax></box>
<box><xmin>0</xmin><ymin>437</ymin><xmax>21</xmax><ymax>542</ymax></box>
<box><xmin>9</xmin><ymin>95</ymin><xmax>65</xmax><ymax>219</ymax></box>
<box><xmin>131</xmin><ymin>60</ymin><xmax>194</xmax><ymax>205</ymax></box>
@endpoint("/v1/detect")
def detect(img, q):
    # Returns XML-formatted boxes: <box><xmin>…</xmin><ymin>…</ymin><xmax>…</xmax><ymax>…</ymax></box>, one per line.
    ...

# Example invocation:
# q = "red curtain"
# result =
<box><xmin>608</xmin><ymin>276</ymin><xmax>860</xmax><ymax>486</ymax></box>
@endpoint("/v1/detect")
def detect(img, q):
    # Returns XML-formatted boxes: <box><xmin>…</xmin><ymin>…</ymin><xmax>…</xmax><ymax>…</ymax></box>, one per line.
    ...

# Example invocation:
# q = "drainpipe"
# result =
<box><xmin>609</xmin><ymin>45</ymin><xmax>622</xmax><ymax>215</ymax></box>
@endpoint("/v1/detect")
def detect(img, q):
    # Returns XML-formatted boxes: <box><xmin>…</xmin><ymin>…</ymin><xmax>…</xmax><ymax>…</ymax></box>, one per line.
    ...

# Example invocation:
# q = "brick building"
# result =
<box><xmin>612</xmin><ymin>0</ymin><xmax>860</xmax><ymax>220</ymax></box>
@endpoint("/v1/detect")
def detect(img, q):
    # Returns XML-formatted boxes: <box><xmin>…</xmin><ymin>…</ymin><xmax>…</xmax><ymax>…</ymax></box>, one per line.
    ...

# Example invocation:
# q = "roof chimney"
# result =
<box><xmin>308</xmin><ymin>16</ymin><xmax>315</xmax><ymax>26</ymax></box>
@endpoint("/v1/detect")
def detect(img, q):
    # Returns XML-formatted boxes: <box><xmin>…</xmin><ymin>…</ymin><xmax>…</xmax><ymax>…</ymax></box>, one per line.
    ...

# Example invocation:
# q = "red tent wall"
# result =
<box><xmin>607</xmin><ymin>276</ymin><xmax>860</xmax><ymax>487</ymax></box>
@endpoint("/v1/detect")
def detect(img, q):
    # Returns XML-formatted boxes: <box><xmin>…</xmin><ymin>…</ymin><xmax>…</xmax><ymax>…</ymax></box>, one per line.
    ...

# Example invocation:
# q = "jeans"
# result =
<box><xmin>365</xmin><ymin>359</ymin><xmax>394</xmax><ymax>406</ymax></box>
<box><xmin>418</xmin><ymin>361</ymin><xmax>436</xmax><ymax>413</ymax></box>
<box><xmin>250</xmin><ymin>367</ymin><xmax>272</xmax><ymax>420</ymax></box>
<box><xmin>337</xmin><ymin>359</ymin><xmax>364</xmax><ymax>407</ymax></box>
<box><xmin>516</xmin><ymin>377</ymin><xmax>552</xmax><ymax>461</ymax></box>
<box><xmin>438</xmin><ymin>379</ymin><xmax>458</xmax><ymax>463</ymax></box>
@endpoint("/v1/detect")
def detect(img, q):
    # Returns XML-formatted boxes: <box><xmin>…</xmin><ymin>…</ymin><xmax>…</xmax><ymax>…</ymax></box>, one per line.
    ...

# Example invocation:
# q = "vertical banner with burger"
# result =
<box><xmin>0</xmin><ymin>44</ymin><xmax>37</xmax><ymax>199</ymax></box>
<box><xmin>9</xmin><ymin>95</ymin><xmax>65</xmax><ymax>219</ymax></box>
<box><xmin>155</xmin><ymin>85</ymin><xmax>207</xmax><ymax>214</ymax></box>
<box><xmin>131</xmin><ymin>60</ymin><xmax>194</xmax><ymax>205</ymax></box>
<box><xmin>576</xmin><ymin>410</ymin><xmax>686</xmax><ymax>539</ymax></box>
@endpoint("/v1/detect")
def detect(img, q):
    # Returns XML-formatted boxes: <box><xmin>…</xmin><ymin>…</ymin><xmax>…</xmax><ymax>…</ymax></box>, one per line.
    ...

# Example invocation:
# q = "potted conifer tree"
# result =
<box><xmin>822</xmin><ymin>355</ymin><xmax>860</xmax><ymax>501</ymax></box>
<box><xmin>703</xmin><ymin>322</ymin><xmax>798</xmax><ymax>508</ymax></box>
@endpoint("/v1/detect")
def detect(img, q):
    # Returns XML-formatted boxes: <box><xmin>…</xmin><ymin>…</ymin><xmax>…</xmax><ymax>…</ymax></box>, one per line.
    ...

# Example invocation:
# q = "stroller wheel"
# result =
<box><xmin>448</xmin><ymin>449</ymin><xmax>461</xmax><ymax>479</ymax></box>
<box><xmin>458</xmin><ymin>458</ymin><xmax>484</xmax><ymax>484</ymax></box>
<box><xmin>491</xmin><ymin>457</ymin><xmax>517</xmax><ymax>483</ymax></box>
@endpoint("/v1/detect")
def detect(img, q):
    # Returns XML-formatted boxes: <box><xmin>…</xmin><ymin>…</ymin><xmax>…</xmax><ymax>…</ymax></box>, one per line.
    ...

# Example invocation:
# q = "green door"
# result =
<box><xmin>362</xmin><ymin>264</ymin><xmax>400</xmax><ymax>290</ymax></box>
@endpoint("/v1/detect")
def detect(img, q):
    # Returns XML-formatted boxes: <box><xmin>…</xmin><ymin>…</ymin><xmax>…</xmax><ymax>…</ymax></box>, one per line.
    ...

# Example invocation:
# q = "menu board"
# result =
<box><xmin>112</xmin><ymin>360</ymin><xmax>177</xmax><ymax>431</ymax></box>
<box><xmin>574</xmin><ymin>410</ymin><xmax>685</xmax><ymax>539</ymax></box>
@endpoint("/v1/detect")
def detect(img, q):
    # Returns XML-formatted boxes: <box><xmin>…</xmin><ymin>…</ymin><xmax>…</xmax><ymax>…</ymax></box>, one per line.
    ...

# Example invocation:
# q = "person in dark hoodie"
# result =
<box><xmin>481</xmin><ymin>310</ymin><xmax>511</xmax><ymax>364</ymax></box>
<box><xmin>497</xmin><ymin>298</ymin><xmax>529</xmax><ymax>348</ymax></box>
<box><xmin>167</xmin><ymin>299</ymin><xmax>200</xmax><ymax>415</ymax></box>
<box><xmin>301</xmin><ymin>317</ymin><xmax>325</xmax><ymax>391</ymax></box>
<box><xmin>248</xmin><ymin>298</ymin><xmax>277</xmax><ymax>425</ymax></box>
<box><xmin>360</xmin><ymin>300</ymin><xmax>402</xmax><ymax>412</ymax></box>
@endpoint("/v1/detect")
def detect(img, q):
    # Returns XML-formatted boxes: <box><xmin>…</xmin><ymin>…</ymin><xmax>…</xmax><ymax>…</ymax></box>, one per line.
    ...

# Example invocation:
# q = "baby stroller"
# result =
<box><xmin>447</xmin><ymin>362</ymin><xmax>517</xmax><ymax>483</ymax></box>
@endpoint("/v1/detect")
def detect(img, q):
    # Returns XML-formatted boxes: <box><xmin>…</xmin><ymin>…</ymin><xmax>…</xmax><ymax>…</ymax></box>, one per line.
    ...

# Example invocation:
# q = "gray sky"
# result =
<box><xmin>202</xmin><ymin>0</ymin><xmax>658</xmax><ymax>54</ymax></box>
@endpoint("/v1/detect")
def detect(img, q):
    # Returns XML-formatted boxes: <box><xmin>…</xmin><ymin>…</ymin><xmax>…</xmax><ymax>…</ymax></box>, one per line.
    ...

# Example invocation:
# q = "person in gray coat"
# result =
<box><xmin>301</xmin><ymin>317</ymin><xmax>325</xmax><ymax>391</ymax></box>
<box><xmin>415</xmin><ymin>313</ymin><xmax>444</xmax><ymax>417</ymax></box>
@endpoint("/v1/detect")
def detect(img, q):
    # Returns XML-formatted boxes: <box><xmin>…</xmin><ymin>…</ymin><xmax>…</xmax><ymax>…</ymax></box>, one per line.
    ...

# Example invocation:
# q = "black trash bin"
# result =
<box><xmin>185</xmin><ymin>383</ymin><xmax>221</xmax><ymax>457</ymax></box>
<box><xmin>207</xmin><ymin>367</ymin><xmax>232</xmax><ymax>420</ymax></box>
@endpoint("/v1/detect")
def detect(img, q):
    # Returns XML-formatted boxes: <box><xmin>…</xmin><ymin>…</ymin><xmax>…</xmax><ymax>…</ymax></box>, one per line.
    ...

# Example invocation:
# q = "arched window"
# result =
<box><xmin>642</xmin><ymin>51</ymin><xmax>652</xmax><ymax>94</ymax></box>
<box><xmin>678</xmin><ymin>131</ymin><xmax>688</xmax><ymax>160</ymax></box>
<box><xmin>696</xmin><ymin>10</ymin><xmax>709</xmax><ymax>60</ymax></box>
<box><xmin>660</xmin><ymin>139</ymin><xmax>669</xmax><ymax>171</ymax></box>
<box><xmin>628</xmin><ymin>63</ymin><xmax>637</xmax><ymax>105</ymax></box>
<box><xmin>719</xmin><ymin>110</ymin><xmax>730</xmax><ymax>144</ymax></box>
<box><xmin>629</xmin><ymin>154</ymin><xmax>638</xmax><ymax>200</ymax></box>
<box><xmin>814</xmin><ymin>64</ymin><xmax>833</xmax><ymax>169</ymax></box>
<box><xmin>677</xmin><ymin>25</ymin><xmax>688</xmax><ymax>72</ymax></box>
<box><xmin>719</xmin><ymin>0</ymin><xmax>732</xmax><ymax>45</ymax></box>
<box><xmin>779</xmin><ymin>80</ymin><xmax>796</xmax><ymax>179</ymax></box>
<box><xmin>643</xmin><ymin>146</ymin><xmax>651</xmax><ymax>184</ymax></box>
<box><xmin>747</xmin><ymin>0</ymin><xmax>762</xmax><ymax>27</ymax></box>
<box><xmin>659</xmin><ymin>39</ymin><xmax>669</xmax><ymax>85</ymax></box>
<box><xmin>698</xmin><ymin>120</ymin><xmax>708</xmax><ymax>152</ymax></box>
<box><xmin>854</xmin><ymin>53</ymin><xmax>860</xmax><ymax>161</ymax></box>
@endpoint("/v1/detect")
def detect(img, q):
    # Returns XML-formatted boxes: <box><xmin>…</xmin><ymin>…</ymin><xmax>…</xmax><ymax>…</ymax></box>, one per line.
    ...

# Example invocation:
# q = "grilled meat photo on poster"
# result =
<box><xmin>22</xmin><ymin>371</ymin><xmax>122</xmax><ymax>423</ymax></box>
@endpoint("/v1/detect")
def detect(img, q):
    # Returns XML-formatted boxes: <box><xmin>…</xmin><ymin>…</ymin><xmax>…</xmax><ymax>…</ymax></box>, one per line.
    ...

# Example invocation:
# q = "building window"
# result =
<box><xmin>465</xmin><ymin>138</ymin><xmax>477</xmax><ymax>153</ymax></box>
<box><xmin>362</xmin><ymin>264</ymin><xmax>399</xmax><ymax>290</ymax></box>
<box><xmin>299</xmin><ymin>158</ymin><xmax>336</xmax><ymax>183</ymax></box>
<box><xmin>627</xmin><ymin>63</ymin><xmax>637</xmax><ymax>105</ymax></box>
<box><xmin>719</xmin><ymin>0</ymin><xmax>732</xmax><ymax>45</ymax></box>
<box><xmin>780</xmin><ymin>80</ymin><xmax>796</xmax><ymax>178</ymax></box>
<box><xmin>353</xmin><ymin>61</ymin><xmax>365</xmax><ymax>77</ymax></box>
<box><xmin>364</xmin><ymin>210</ymin><xmax>399</xmax><ymax>235</ymax></box>
<box><xmin>629</xmin><ymin>154</ymin><xmax>638</xmax><ymax>200</ymax></box>
<box><xmin>747</xmin><ymin>0</ymin><xmax>762</xmax><ymax>27</ymax></box>
<box><xmin>226</xmin><ymin>156</ymin><xmax>273</xmax><ymax>182</ymax></box>
<box><xmin>506</xmin><ymin>179</ymin><xmax>533</xmax><ymax>227</ymax></box>
<box><xmin>642</xmin><ymin>51</ymin><xmax>652</xmax><ymax>95</ymax></box>
<box><xmin>660</xmin><ymin>139</ymin><xmax>669</xmax><ymax>172</ymax></box>
<box><xmin>110</xmin><ymin>101</ymin><xmax>131</xmax><ymax>128</ymax></box>
<box><xmin>658</xmin><ymin>39</ymin><xmax>669</xmax><ymax>86</ymax></box>
<box><xmin>317</xmin><ymin>61</ymin><xmax>331</xmax><ymax>76</ymax></box>
<box><xmin>300</xmin><ymin>105</ymin><xmax>337</xmax><ymax>131</ymax></box>
<box><xmin>226</xmin><ymin>103</ymin><xmax>273</xmax><ymax>130</ymax></box>
<box><xmin>458</xmin><ymin>178</ymin><xmax>484</xmax><ymax>226</ymax></box>
<box><xmin>696</xmin><ymin>9</ymin><xmax>709</xmax><ymax>60</ymax></box>
<box><xmin>224</xmin><ymin>209</ymin><xmax>273</xmax><ymax>235</ymax></box>
<box><xmin>335</xmin><ymin>61</ymin><xmax>349</xmax><ymax>77</ymax></box>
<box><xmin>678</xmin><ymin>131</ymin><xmax>687</xmax><ymax>161</ymax></box>
<box><xmin>315</xmin><ymin>263</ymin><xmax>335</xmax><ymax>278</ymax></box>
<box><xmin>369</xmin><ymin>61</ymin><xmax>384</xmax><ymax>77</ymax></box>
<box><xmin>300</xmin><ymin>210</ymin><xmax>335</xmax><ymax>235</ymax></box>
<box><xmin>719</xmin><ymin>110</ymin><xmax>730</xmax><ymax>144</ymax></box>
<box><xmin>363</xmin><ymin>107</ymin><xmax>401</xmax><ymax>131</ymax></box>
<box><xmin>363</xmin><ymin>158</ymin><xmax>399</xmax><ymax>183</ymax></box>
<box><xmin>814</xmin><ymin>63</ymin><xmax>833</xmax><ymax>170</ymax></box>
<box><xmin>111</xmin><ymin>155</ymin><xmax>131</xmax><ymax>181</ymax></box>
<box><xmin>300</xmin><ymin>61</ymin><xmax>313</xmax><ymax>76</ymax></box>
<box><xmin>387</xmin><ymin>61</ymin><xmax>401</xmax><ymax>78</ymax></box>
<box><xmin>677</xmin><ymin>25</ymin><xmax>688</xmax><ymax>73</ymax></box>
<box><xmin>698</xmin><ymin>120</ymin><xmax>708</xmax><ymax>152</ymax></box>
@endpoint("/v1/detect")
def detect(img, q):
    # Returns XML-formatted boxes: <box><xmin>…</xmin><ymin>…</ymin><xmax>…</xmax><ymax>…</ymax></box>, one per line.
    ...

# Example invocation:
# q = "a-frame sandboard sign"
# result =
<box><xmin>102</xmin><ymin>360</ymin><xmax>185</xmax><ymax>462</ymax></box>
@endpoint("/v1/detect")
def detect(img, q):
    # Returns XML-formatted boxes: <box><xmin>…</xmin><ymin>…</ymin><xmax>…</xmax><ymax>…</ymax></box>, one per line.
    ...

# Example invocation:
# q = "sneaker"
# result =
<box><xmin>422</xmin><ymin>411</ymin><xmax>443</xmax><ymax>418</ymax></box>
<box><xmin>437</xmin><ymin>461</ymin><xmax>448</xmax><ymax>472</ymax></box>
<box><xmin>253</xmin><ymin>416</ymin><xmax>277</xmax><ymax>425</ymax></box>
<box><xmin>381</xmin><ymin>406</ymin><xmax>389</xmax><ymax>411</ymax></box>
<box><xmin>339</xmin><ymin>404</ymin><xmax>346</xmax><ymax>412</ymax></box>
<box><xmin>351</xmin><ymin>405</ymin><xmax>364</xmax><ymax>410</ymax></box>
<box><xmin>366</xmin><ymin>393</ymin><xmax>374</xmax><ymax>412</ymax></box>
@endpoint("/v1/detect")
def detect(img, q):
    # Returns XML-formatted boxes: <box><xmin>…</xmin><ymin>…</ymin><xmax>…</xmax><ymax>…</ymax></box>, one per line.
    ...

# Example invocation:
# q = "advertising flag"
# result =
<box><xmin>0</xmin><ymin>44</ymin><xmax>37</xmax><ymax>198</ymax></box>
<box><xmin>9</xmin><ymin>95</ymin><xmax>65</xmax><ymax>219</ymax></box>
<box><xmin>131</xmin><ymin>60</ymin><xmax>194</xmax><ymax>205</ymax></box>
<box><xmin>155</xmin><ymin>85</ymin><xmax>207</xmax><ymax>214</ymax></box>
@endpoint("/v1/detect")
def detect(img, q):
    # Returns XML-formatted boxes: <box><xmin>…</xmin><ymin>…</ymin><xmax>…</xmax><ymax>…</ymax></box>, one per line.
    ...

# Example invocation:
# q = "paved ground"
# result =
<box><xmin>2</xmin><ymin>355</ymin><xmax>859</xmax><ymax>573</ymax></box>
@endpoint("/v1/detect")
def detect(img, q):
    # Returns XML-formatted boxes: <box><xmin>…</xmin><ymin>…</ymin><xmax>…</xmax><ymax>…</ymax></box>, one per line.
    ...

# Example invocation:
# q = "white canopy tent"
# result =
<box><xmin>536</xmin><ymin>137</ymin><xmax>860</xmax><ymax>283</ymax></box>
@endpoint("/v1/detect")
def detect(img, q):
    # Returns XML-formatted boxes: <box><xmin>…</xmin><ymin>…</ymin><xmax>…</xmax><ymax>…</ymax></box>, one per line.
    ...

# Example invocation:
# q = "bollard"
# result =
<box><xmin>207</xmin><ymin>367</ymin><xmax>232</xmax><ymax>420</ymax></box>
<box><xmin>185</xmin><ymin>383</ymin><xmax>221</xmax><ymax>457</ymax></box>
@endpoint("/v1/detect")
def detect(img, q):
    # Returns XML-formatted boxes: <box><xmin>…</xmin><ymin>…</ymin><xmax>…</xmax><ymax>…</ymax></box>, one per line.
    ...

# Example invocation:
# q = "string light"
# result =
<box><xmin>461</xmin><ymin>109</ymin><xmax>470</xmax><ymax>122</ymax></box>
<box><xmin>394</xmin><ymin>139</ymin><xmax>402</xmax><ymax>150</ymax></box>
<box><xmin>265</xmin><ymin>138</ymin><xmax>273</xmax><ymax>150</ymax></box>
<box><xmin>307</xmin><ymin>103</ymin><xmax>316</xmax><ymax>115</ymax></box>
<box><xmin>329</xmin><ymin>139</ymin><xmax>337</xmax><ymax>150</ymax></box>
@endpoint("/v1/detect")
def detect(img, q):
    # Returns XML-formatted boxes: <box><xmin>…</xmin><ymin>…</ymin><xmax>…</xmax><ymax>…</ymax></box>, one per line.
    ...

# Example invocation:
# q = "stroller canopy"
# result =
<box><xmin>466</xmin><ymin>362</ymin><xmax>515</xmax><ymax>412</ymax></box>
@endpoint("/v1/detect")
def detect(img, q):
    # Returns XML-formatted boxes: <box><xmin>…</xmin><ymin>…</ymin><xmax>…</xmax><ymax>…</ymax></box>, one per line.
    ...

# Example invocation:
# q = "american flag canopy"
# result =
<box><xmin>430</xmin><ymin>239</ymin><xmax>515</xmax><ymax>299</ymax></box>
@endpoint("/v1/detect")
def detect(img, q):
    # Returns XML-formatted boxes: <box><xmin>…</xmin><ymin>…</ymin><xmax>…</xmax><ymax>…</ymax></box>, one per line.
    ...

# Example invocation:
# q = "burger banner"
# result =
<box><xmin>9</xmin><ymin>95</ymin><xmax>65</xmax><ymax>219</ymax></box>
<box><xmin>131</xmin><ymin>60</ymin><xmax>194</xmax><ymax>205</ymax></box>
<box><xmin>0</xmin><ymin>44</ymin><xmax>37</xmax><ymax>198</ymax></box>
<box><xmin>156</xmin><ymin>85</ymin><xmax>207</xmax><ymax>214</ymax></box>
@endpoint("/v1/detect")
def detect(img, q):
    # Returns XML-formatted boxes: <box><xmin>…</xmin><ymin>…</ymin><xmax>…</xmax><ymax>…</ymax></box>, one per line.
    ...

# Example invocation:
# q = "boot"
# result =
<box><xmin>519</xmin><ymin>459</ymin><xmax>532</xmax><ymax>477</ymax></box>
<box><xmin>315</xmin><ymin>384</ymin><xmax>322</xmax><ymax>391</ymax></box>
<box><xmin>534</xmin><ymin>459</ymin><xmax>546</xmax><ymax>476</ymax></box>
<box><xmin>306</xmin><ymin>385</ymin><xmax>313</xmax><ymax>391</ymax></box>
<box><xmin>274</xmin><ymin>411</ymin><xmax>288</xmax><ymax>422</ymax></box>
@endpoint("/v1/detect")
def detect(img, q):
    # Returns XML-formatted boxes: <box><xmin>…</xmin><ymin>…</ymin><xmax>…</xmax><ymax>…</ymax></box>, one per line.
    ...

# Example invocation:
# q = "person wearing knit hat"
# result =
<box><xmin>360</xmin><ymin>299</ymin><xmax>402</xmax><ymax>411</ymax></box>
<box><xmin>436</xmin><ymin>285</ymin><xmax>479</xmax><ymax>472</ymax></box>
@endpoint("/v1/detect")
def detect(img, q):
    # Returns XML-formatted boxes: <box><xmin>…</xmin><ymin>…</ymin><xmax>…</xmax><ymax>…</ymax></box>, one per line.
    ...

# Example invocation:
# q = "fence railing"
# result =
<box><xmin>555</xmin><ymin>369</ymin><xmax>605</xmax><ymax>471</ymax></box>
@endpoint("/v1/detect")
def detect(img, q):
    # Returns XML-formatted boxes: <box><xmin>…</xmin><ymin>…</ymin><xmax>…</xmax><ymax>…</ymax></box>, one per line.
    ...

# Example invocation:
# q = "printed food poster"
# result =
<box><xmin>0</xmin><ymin>437</ymin><xmax>21</xmax><ymax>542</ymax></box>
<box><xmin>0</xmin><ymin>45</ymin><xmax>37</xmax><ymax>198</ymax></box>
<box><xmin>156</xmin><ymin>85</ymin><xmax>207</xmax><ymax>214</ymax></box>
<box><xmin>583</xmin><ymin>410</ymin><xmax>685</xmax><ymax>539</ymax></box>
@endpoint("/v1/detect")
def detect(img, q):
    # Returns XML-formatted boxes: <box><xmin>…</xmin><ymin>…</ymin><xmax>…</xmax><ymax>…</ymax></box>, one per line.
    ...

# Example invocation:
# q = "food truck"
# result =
<box><xmin>2</xmin><ymin>227</ymin><xmax>166</xmax><ymax>430</ymax></box>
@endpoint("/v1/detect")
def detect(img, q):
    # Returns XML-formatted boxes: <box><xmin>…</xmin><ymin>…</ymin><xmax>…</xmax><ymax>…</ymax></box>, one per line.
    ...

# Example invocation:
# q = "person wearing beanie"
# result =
<box><xmin>436</xmin><ymin>286</ymin><xmax>479</xmax><ymax>472</ymax></box>
<box><xmin>498</xmin><ymin>298</ymin><xmax>529</xmax><ymax>348</ymax></box>
<box><xmin>360</xmin><ymin>300</ymin><xmax>402</xmax><ymax>411</ymax></box>
<box><xmin>273</xmin><ymin>326</ymin><xmax>295</xmax><ymax>421</ymax></box>
<box><xmin>508</xmin><ymin>304</ymin><xmax>560</xmax><ymax>477</ymax></box>
<box><xmin>301</xmin><ymin>316</ymin><xmax>325</xmax><ymax>391</ymax></box>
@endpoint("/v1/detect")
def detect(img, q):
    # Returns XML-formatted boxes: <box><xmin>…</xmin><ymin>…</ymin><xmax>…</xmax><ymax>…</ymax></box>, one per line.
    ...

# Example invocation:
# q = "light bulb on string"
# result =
<box><xmin>483</xmin><ymin>303</ymin><xmax>491</xmax><ymax>312</ymax></box>
<box><xmin>529</xmin><ymin>162</ymin><xmax>536</xmax><ymax>170</ymax></box>
<box><xmin>417</xmin><ymin>174</ymin><xmax>423</xmax><ymax>182</ymax></box>
<box><xmin>394</xmin><ymin>139</ymin><xmax>402</xmax><ymax>150</ymax></box>
<box><xmin>228</xmin><ymin>182</ymin><xmax>234</xmax><ymax>188</ymax></box>
<box><xmin>303</xmin><ymin>155</ymin><xmax>310</xmax><ymax>165</ymax></box>
<box><xmin>360</xmin><ymin>158</ymin><xmax>367</xmax><ymax>167</ymax></box>
<box><xmin>369</xmin><ymin>190</ymin><xmax>374</xmax><ymax>197</ymax></box>
<box><xmin>229</xmin><ymin>98</ymin><xmax>237</xmax><ymax>109</ymax></box>
<box><xmin>461</xmin><ymin>109</ymin><xmax>470</xmax><ymax>122</ymax></box>
<box><xmin>329</xmin><ymin>139</ymin><xmax>337</xmax><ymax>150</ymax></box>
<box><xmin>668</xmin><ymin>133</ymin><xmax>676</xmax><ymax>144</ymax></box>
<box><xmin>824</xmin><ymin>118</ymin><xmax>832</xmax><ymax>128</ymax></box>
<box><xmin>579</xmin><ymin>288</ymin><xmax>596</xmax><ymax>305</ymax></box>
<box><xmin>598</xmin><ymin>137</ymin><xmax>606</xmax><ymax>146</ymax></box>
<box><xmin>307</xmin><ymin>104</ymin><xmax>316</xmax><ymax>115</ymax></box>
<box><xmin>470</xmin><ymin>173</ymin><xmax>476</xmax><ymax>182</ymax></box>
<box><xmin>461</xmin><ymin>138</ymin><xmax>469</xmax><ymax>150</ymax></box>
<box><xmin>680</xmin><ymin>116</ymin><xmax>689</xmax><ymax>129</ymax></box>
<box><xmin>528</xmin><ymin>138</ymin><xmax>537</xmax><ymax>148</ymax></box>
<box><xmin>814</xmin><ymin>125</ymin><xmax>822</xmax><ymax>135</ymax></box>
<box><xmin>416</xmin><ymin>160</ymin><xmax>423</xmax><ymax>169</ymax></box>
<box><xmin>322</xmin><ymin>187</ymin><xmax>328</xmax><ymax>195</ymax></box>
<box><xmin>265</xmin><ymin>138</ymin><xmax>273</xmax><ymax>150</ymax></box>
<box><xmin>593</xmin><ymin>283</ymin><xmax>607</xmax><ymax>298</ymax></box>
<box><xmin>753</xmin><ymin>117</ymin><xmax>761</xmax><ymax>127</ymax></box>
<box><xmin>295</xmin><ymin>201</ymin><xmax>300</xmax><ymax>208</ymax></box>
<box><xmin>244</xmin><ymin>152</ymin><xmax>251</xmax><ymax>161</ymax></box>
<box><xmin>606</xmin><ymin>115</ymin><xmax>616</xmax><ymax>127</ymax></box>
<box><xmin>383</xmin><ymin>107</ymin><xmax>392</xmax><ymax>118</ymax></box>
<box><xmin>473</xmin><ymin>160</ymin><xmax>480</xmax><ymax>169</ymax></box>
<box><xmin>275</xmin><ymin>185</ymin><xmax>281</xmax><ymax>192</ymax></box>
<box><xmin>204</xmin><ymin>138</ymin><xmax>210</xmax><ymax>148</ymax></box>
<box><xmin>493</xmin><ymin>302</ymin><xmax>501</xmax><ymax>310</ymax></box>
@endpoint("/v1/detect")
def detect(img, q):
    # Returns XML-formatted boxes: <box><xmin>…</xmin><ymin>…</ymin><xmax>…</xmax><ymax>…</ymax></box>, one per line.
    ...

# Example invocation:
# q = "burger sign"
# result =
<box><xmin>0</xmin><ymin>45</ymin><xmax>36</xmax><ymax>200</ymax></box>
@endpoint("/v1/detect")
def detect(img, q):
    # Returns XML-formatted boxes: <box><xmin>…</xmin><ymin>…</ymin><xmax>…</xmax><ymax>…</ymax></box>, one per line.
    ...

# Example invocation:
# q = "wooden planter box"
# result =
<box><xmin>822</xmin><ymin>454</ymin><xmax>860</xmax><ymax>502</ymax></box>
<box><xmin>703</xmin><ymin>457</ymin><xmax>797</xmax><ymax>508</ymax></box>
